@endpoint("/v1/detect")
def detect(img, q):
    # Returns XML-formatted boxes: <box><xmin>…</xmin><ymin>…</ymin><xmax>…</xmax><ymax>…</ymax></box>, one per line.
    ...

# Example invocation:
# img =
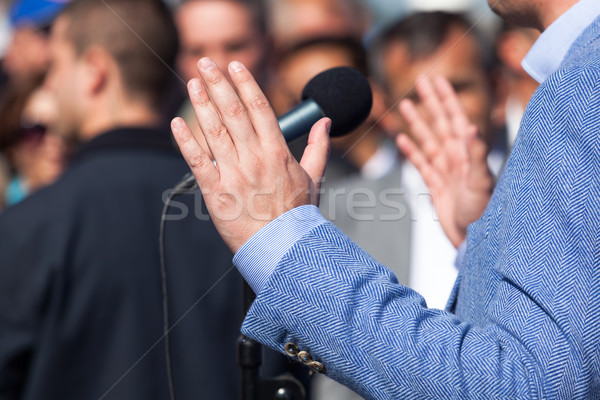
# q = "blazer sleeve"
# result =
<box><xmin>240</xmin><ymin>61</ymin><xmax>600</xmax><ymax>399</ymax></box>
<box><xmin>241</xmin><ymin>222</ymin><xmax>540</xmax><ymax>399</ymax></box>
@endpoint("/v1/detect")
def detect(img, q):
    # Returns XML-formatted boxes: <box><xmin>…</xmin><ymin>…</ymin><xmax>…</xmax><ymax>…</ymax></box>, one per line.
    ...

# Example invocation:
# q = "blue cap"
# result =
<box><xmin>10</xmin><ymin>0</ymin><xmax>70</xmax><ymax>29</ymax></box>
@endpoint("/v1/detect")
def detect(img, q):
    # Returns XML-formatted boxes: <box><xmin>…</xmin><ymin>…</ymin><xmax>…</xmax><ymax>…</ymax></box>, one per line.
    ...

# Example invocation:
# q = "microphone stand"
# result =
<box><xmin>237</xmin><ymin>281</ymin><xmax>306</xmax><ymax>400</ymax></box>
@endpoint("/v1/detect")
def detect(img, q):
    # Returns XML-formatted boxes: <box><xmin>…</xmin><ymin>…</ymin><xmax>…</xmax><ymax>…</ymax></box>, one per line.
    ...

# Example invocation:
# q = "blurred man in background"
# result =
<box><xmin>266</xmin><ymin>0</ymin><xmax>369</xmax><ymax>49</ymax></box>
<box><xmin>272</xmin><ymin>35</ymin><xmax>410</xmax><ymax>282</ymax></box>
<box><xmin>176</xmin><ymin>0</ymin><xmax>268</xmax><ymax>82</ymax></box>
<box><xmin>174</xmin><ymin>0</ymin><xmax>269</xmax><ymax>140</ymax></box>
<box><xmin>271</xmin><ymin>36</ymin><xmax>395</xmax><ymax>178</ymax></box>
<box><xmin>0</xmin><ymin>0</ymin><xmax>252</xmax><ymax>398</ymax></box>
<box><xmin>368</xmin><ymin>11</ymin><xmax>499</xmax><ymax>309</ymax></box>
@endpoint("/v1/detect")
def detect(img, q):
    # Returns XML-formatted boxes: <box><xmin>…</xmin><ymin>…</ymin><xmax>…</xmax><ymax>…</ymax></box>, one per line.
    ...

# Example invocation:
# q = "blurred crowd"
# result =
<box><xmin>0</xmin><ymin>0</ymin><xmax>541</xmax><ymax>398</ymax></box>
<box><xmin>0</xmin><ymin>0</ymin><xmax>535</xmax><ymax>210</ymax></box>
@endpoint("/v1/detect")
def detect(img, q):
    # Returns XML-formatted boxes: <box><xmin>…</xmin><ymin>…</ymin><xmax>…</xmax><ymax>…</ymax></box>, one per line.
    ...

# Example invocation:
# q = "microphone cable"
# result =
<box><xmin>158</xmin><ymin>172</ymin><xmax>198</xmax><ymax>400</ymax></box>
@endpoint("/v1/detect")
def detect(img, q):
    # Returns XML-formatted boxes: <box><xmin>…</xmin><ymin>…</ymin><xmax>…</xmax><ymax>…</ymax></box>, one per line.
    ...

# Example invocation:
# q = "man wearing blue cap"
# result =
<box><xmin>2</xmin><ymin>0</ymin><xmax>68</xmax><ymax>82</ymax></box>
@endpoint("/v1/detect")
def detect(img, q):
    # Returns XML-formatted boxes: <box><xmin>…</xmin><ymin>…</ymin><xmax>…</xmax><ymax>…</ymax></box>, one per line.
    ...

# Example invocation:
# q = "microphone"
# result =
<box><xmin>175</xmin><ymin>66</ymin><xmax>373</xmax><ymax>189</ymax></box>
<box><xmin>278</xmin><ymin>66</ymin><xmax>373</xmax><ymax>141</ymax></box>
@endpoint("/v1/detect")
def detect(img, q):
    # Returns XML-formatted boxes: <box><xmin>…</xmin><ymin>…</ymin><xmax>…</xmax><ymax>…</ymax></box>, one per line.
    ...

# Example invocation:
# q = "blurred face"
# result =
<box><xmin>2</xmin><ymin>27</ymin><xmax>51</xmax><ymax>81</ymax></box>
<box><xmin>383</xmin><ymin>27</ymin><xmax>493</xmax><ymax>139</ymax></box>
<box><xmin>272</xmin><ymin>0</ymin><xmax>359</xmax><ymax>46</ymax></box>
<box><xmin>274</xmin><ymin>45</ymin><xmax>386</xmax><ymax>155</ymax></box>
<box><xmin>176</xmin><ymin>1</ymin><xmax>266</xmax><ymax>82</ymax></box>
<box><xmin>44</xmin><ymin>16</ymin><xmax>86</xmax><ymax>141</ymax></box>
<box><xmin>276</xmin><ymin>45</ymin><xmax>352</xmax><ymax>112</ymax></box>
<box><xmin>9</xmin><ymin>88</ymin><xmax>66</xmax><ymax>191</ymax></box>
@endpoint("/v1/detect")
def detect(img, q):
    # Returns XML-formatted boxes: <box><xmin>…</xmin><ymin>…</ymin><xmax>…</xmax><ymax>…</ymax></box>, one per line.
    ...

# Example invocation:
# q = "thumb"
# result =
<box><xmin>300</xmin><ymin>117</ymin><xmax>331</xmax><ymax>189</ymax></box>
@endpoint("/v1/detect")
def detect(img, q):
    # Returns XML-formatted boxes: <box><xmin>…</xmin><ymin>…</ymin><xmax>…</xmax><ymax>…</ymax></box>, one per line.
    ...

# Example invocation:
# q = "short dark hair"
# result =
<box><xmin>276</xmin><ymin>36</ymin><xmax>369</xmax><ymax>76</ymax></box>
<box><xmin>370</xmin><ymin>11</ymin><xmax>494</xmax><ymax>85</ymax></box>
<box><xmin>60</xmin><ymin>0</ymin><xmax>179</xmax><ymax>109</ymax></box>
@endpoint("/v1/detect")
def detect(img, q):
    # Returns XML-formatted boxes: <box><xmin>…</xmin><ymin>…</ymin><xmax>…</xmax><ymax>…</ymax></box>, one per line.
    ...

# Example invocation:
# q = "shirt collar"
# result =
<box><xmin>522</xmin><ymin>0</ymin><xmax>600</xmax><ymax>84</ymax></box>
<box><xmin>71</xmin><ymin>126</ymin><xmax>176</xmax><ymax>164</ymax></box>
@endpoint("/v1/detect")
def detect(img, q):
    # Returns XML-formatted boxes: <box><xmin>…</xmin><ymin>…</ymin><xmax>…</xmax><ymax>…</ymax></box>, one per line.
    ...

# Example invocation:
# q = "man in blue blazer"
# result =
<box><xmin>173</xmin><ymin>0</ymin><xmax>600</xmax><ymax>397</ymax></box>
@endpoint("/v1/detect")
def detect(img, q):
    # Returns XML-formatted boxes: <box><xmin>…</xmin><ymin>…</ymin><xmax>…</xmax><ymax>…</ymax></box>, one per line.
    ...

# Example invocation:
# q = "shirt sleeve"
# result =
<box><xmin>233</xmin><ymin>205</ymin><xmax>327</xmax><ymax>294</ymax></box>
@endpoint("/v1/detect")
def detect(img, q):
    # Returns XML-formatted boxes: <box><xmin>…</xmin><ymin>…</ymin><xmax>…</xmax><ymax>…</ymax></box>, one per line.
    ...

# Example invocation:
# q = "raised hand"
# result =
<box><xmin>171</xmin><ymin>58</ymin><xmax>331</xmax><ymax>253</ymax></box>
<box><xmin>396</xmin><ymin>75</ymin><xmax>494</xmax><ymax>248</ymax></box>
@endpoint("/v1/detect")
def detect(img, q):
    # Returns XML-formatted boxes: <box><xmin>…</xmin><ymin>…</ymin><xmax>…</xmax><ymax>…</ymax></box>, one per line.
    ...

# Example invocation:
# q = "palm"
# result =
<box><xmin>396</xmin><ymin>76</ymin><xmax>493</xmax><ymax>247</ymax></box>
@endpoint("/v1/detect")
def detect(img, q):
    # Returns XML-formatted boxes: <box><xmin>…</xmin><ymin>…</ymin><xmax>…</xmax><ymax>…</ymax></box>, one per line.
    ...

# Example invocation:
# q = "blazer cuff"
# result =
<box><xmin>233</xmin><ymin>205</ymin><xmax>327</xmax><ymax>294</ymax></box>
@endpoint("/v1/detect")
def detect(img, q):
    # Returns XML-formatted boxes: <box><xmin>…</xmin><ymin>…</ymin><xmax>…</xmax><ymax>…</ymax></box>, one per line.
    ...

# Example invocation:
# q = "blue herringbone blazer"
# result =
<box><xmin>242</xmin><ymin>17</ymin><xmax>600</xmax><ymax>399</ymax></box>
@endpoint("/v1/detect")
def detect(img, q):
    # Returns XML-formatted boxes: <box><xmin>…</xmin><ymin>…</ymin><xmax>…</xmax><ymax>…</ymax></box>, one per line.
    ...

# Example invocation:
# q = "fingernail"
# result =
<box><xmin>229</xmin><ymin>61</ymin><xmax>244</xmax><ymax>73</ymax></box>
<box><xmin>189</xmin><ymin>79</ymin><xmax>202</xmax><ymax>95</ymax></box>
<box><xmin>199</xmin><ymin>57</ymin><xmax>215</xmax><ymax>71</ymax></box>
<box><xmin>325</xmin><ymin>119</ymin><xmax>332</xmax><ymax>134</ymax></box>
<box><xmin>172</xmin><ymin>118</ymin><xmax>184</xmax><ymax>131</ymax></box>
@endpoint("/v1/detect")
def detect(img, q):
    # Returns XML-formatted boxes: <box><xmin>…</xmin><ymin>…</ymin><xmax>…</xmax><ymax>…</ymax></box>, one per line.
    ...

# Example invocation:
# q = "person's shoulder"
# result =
<box><xmin>559</xmin><ymin>18</ymin><xmax>600</xmax><ymax>77</ymax></box>
<box><xmin>0</xmin><ymin>186</ymin><xmax>70</xmax><ymax>262</ymax></box>
<box><xmin>0</xmin><ymin>172</ymin><xmax>77</xmax><ymax>231</ymax></box>
<box><xmin>535</xmin><ymin>27</ymin><xmax>600</xmax><ymax>104</ymax></box>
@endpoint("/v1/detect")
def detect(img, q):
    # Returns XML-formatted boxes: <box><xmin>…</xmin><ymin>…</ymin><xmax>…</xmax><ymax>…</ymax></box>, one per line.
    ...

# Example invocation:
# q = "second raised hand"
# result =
<box><xmin>396</xmin><ymin>75</ymin><xmax>493</xmax><ymax>248</ymax></box>
<box><xmin>171</xmin><ymin>58</ymin><xmax>331</xmax><ymax>253</ymax></box>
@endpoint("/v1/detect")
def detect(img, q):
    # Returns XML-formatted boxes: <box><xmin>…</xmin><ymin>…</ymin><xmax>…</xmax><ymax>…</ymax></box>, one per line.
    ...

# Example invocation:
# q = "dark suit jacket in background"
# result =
<box><xmin>0</xmin><ymin>127</ymin><xmax>304</xmax><ymax>399</ymax></box>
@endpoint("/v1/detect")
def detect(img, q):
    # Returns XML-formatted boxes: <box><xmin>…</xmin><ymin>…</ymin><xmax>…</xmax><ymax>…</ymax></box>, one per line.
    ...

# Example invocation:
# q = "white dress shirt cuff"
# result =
<box><xmin>233</xmin><ymin>205</ymin><xmax>327</xmax><ymax>294</ymax></box>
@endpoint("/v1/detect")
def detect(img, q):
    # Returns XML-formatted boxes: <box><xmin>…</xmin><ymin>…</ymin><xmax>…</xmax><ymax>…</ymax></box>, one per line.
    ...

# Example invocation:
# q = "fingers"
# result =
<box><xmin>227</xmin><ymin>61</ymin><xmax>283</xmax><ymax>146</ymax></box>
<box><xmin>171</xmin><ymin>117</ymin><xmax>219</xmax><ymax>190</ymax></box>
<box><xmin>433</xmin><ymin>76</ymin><xmax>472</xmax><ymax>140</ymax></box>
<box><xmin>396</xmin><ymin>133</ymin><xmax>443</xmax><ymax>192</ymax></box>
<box><xmin>188</xmin><ymin>77</ymin><xmax>238</xmax><ymax>167</ymax></box>
<box><xmin>183</xmin><ymin>119</ymin><xmax>214</xmax><ymax>160</ymax></box>
<box><xmin>398</xmin><ymin>99</ymin><xmax>446</xmax><ymax>170</ymax></box>
<box><xmin>300</xmin><ymin>118</ymin><xmax>331</xmax><ymax>191</ymax></box>
<box><xmin>196</xmin><ymin>59</ymin><xmax>260</xmax><ymax>157</ymax></box>
<box><xmin>193</xmin><ymin>58</ymin><xmax>286</xmax><ymax>164</ymax></box>
<box><xmin>415</xmin><ymin>76</ymin><xmax>452</xmax><ymax>143</ymax></box>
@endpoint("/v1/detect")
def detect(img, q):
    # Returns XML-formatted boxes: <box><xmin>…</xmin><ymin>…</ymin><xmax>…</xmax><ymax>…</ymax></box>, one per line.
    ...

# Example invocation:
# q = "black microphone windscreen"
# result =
<box><xmin>301</xmin><ymin>67</ymin><xmax>373</xmax><ymax>138</ymax></box>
